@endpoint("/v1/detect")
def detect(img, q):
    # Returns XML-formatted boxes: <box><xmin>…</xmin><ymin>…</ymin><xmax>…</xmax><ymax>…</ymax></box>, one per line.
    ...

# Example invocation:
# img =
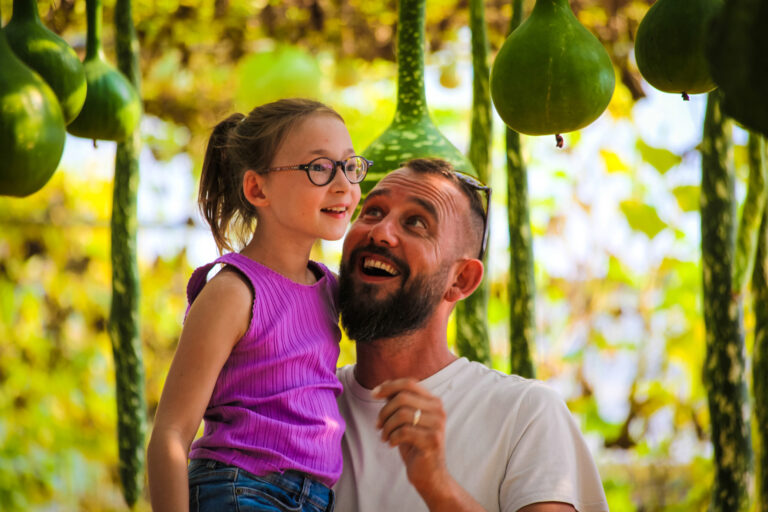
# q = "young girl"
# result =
<box><xmin>147</xmin><ymin>98</ymin><xmax>369</xmax><ymax>512</ymax></box>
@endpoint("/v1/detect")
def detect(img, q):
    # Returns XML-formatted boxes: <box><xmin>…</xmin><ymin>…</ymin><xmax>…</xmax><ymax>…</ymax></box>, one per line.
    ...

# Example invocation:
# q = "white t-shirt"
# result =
<box><xmin>334</xmin><ymin>358</ymin><xmax>609</xmax><ymax>512</ymax></box>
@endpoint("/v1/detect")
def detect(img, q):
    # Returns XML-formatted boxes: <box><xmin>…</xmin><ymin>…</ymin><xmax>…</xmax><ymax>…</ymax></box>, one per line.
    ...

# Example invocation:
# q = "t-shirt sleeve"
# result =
<box><xmin>499</xmin><ymin>382</ymin><xmax>609</xmax><ymax>512</ymax></box>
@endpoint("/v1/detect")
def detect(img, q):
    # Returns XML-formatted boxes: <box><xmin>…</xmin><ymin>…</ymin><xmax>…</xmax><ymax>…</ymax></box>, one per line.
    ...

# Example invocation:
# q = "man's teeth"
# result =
<box><xmin>363</xmin><ymin>258</ymin><xmax>400</xmax><ymax>276</ymax></box>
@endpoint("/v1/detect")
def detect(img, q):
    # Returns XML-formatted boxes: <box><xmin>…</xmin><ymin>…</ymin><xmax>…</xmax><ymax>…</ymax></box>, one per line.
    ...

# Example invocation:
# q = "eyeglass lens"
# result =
<box><xmin>307</xmin><ymin>157</ymin><xmax>368</xmax><ymax>185</ymax></box>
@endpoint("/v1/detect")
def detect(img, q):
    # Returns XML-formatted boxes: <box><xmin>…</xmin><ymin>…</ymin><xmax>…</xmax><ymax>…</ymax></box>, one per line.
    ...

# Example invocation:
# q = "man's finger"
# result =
<box><xmin>376</xmin><ymin>391</ymin><xmax>437</xmax><ymax>429</ymax></box>
<box><xmin>380</xmin><ymin>406</ymin><xmax>430</xmax><ymax>442</ymax></box>
<box><xmin>371</xmin><ymin>378</ymin><xmax>426</xmax><ymax>400</ymax></box>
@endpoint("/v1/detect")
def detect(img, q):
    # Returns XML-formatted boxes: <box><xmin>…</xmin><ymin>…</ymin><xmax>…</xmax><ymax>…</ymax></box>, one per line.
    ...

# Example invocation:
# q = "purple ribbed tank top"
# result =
<box><xmin>187</xmin><ymin>252</ymin><xmax>345</xmax><ymax>487</ymax></box>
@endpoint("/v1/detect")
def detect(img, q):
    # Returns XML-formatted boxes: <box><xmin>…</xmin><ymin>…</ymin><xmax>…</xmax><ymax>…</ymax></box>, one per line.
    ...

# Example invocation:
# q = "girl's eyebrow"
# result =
<box><xmin>306</xmin><ymin>148</ymin><xmax>356</xmax><ymax>157</ymax></box>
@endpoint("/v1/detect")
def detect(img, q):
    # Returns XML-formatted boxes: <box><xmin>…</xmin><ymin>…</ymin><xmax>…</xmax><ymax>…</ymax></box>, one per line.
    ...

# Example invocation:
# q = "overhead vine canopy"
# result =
<box><xmin>10</xmin><ymin>0</ymin><xmax>651</xmax><ymax>136</ymax></box>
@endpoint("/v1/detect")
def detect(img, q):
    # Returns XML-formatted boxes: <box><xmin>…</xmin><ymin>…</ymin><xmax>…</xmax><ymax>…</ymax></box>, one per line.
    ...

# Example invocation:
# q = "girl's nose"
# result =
<box><xmin>329</xmin><ymin>162</ymin><xmax>353</xmax><ymax>192</ymax></box>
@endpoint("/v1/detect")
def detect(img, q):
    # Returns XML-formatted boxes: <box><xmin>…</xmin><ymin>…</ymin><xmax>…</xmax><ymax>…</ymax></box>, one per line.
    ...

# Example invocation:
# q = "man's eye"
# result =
<box><xmin>361</xmin><ymin>206</ymin><xmax>383</xmax><ymax>219</ymax></box>
<box><xmin>406</xmin><ymin>216</ymin><xmax>427</xmax><ymax>229</ymax></box>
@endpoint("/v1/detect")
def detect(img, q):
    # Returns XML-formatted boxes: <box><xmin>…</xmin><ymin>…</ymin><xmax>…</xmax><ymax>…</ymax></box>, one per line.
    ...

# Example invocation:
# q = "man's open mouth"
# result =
<box><xmin>361</xmin><ymin>257</ymin><xmax>401</xmax><ymax>277</ymax></box>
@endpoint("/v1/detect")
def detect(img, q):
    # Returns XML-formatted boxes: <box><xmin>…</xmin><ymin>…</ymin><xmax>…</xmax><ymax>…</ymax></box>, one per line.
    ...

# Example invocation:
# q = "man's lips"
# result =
<box><xmin>347</xmin><ymin>245</ymin><xmax>407</xmax><ymax>281</ymax></box>
<box><xmin>361</xmin><ymin>256</ymin><xmax>400</xmax><ymax>277</ymax></box>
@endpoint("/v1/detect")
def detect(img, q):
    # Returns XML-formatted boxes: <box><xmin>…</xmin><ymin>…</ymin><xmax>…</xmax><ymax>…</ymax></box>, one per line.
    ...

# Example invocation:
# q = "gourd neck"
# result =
<box><xmin>11</xmin><ymin>0</ymin><xmax>41</xmax><ymax>23</ymax></box>
<box><xmin>394</xmin><ymin>0</ymin><xmax>429</xmax><ymax>122</ymax></box>
<box><xmin>85</xmin><ymin>0</ymin><xmax>104</xmax><ymax>60</ymax></box>
<box><xmin>532</xmin><ymin>0</ymin><xmax>571</xmax><ymax>16</ymax></box>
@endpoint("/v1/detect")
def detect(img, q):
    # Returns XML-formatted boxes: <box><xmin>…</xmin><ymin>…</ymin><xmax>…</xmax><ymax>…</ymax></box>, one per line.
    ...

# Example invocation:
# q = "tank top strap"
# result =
<box><xmin>186</xmin><ymin>253</ymin><xmax>247</xmax><ymax>307</ymax></box>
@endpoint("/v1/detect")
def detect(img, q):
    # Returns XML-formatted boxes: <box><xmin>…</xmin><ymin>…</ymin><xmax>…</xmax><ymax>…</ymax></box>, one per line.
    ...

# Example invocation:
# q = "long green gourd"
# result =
<box><xmin>753</xmin><ymin>207</ymin><xmax>768</xmax><ymax>512</ymax></box>
<box><xmin>110</xmin><ymin>0</ymin><xmax>146</xmax><ymax>505</ymax></box>
<box><xmin>0</xmin><ymin>4</ymin><xmax>66</xmax><ymax>198</ymax></box>
<box><xmin>700</xmin><ymin>89</ymin><xmax>752</xmax><ymax>512</ymax></box>
<box><xmin>361</xmin><ymin>0</ymin><xmax>476</xmax><ymax>197</ymax></box>
<box><xmin>506</xmin><ymin>0</ymin><xmax>535</xmax><ymax>378</ymax></box>
<box><xmin>732</xmin><ymin>134</ymin><xmax>767</xmax><ymax>295</ymax></box>
<box><xmin>454</xmin><ymin>0</ymin><xmax>492</xmax><ymax>365</ymax></box>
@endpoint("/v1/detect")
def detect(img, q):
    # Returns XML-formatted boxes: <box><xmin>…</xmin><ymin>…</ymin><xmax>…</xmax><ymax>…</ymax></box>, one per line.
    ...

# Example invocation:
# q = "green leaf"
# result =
<box><xmin>672</xmin><ymin>185</ymin><xmax>700</xmax><ymax>212</ymax></box>
<box><xmin>636</xmin><ymin>139</ymin><xmax>682</xmax><ymax>174</ymax></box>
<box><xmin>620</xmin><ymin>200</ymin><xmax>667</xmax><ymax>238</ymax></box>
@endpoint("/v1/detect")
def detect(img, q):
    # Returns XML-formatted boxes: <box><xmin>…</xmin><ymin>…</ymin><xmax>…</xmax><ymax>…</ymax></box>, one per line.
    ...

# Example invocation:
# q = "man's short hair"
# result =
<box><xmin>402</xmin><ymin>158</ymin><xmax>486</xmax><ymax>259</ymax></box>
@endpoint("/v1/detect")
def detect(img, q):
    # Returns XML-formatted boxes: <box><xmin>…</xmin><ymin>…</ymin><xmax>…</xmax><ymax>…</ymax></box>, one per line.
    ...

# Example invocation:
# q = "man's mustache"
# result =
<box><xmin>344</xmin><ymin>243</ymin><xmax>410</xmax><ymax>280</ymax></box>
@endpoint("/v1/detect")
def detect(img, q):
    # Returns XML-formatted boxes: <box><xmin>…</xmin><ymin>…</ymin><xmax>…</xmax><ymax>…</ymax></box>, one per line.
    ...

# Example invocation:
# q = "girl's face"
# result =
<box><xmin>257</xmin><ymin>114</ymin><xmax>362</xmax><ymax>244</ymax></box>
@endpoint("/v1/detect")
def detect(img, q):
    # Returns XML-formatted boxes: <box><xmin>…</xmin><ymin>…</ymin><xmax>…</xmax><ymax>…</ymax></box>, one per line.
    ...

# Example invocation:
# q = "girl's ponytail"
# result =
<box><xmin>198</xmin><ymin>113</ymin><xmax>246</xmax><ymax>253</ymax></box>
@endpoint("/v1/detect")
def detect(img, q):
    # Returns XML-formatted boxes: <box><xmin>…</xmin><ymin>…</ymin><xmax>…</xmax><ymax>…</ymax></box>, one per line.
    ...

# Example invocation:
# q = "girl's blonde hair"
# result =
<box><xmin>198</xmin><ymin>98</ymin><xmax>344</xmax><ymax>253</ymax></box>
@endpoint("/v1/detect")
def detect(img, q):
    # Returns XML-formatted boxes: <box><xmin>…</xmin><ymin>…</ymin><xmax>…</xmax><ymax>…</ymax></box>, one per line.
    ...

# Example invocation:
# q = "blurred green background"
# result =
<box><xmin>0</xmin><ymin>0</ymin><xmax>759</xmax><ymax>509</ymax></box>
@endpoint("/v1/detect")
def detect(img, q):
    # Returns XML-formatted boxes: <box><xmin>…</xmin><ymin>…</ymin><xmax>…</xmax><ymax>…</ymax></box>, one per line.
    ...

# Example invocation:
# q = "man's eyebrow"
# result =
<box><xmin>363</xmin><ymin>189</ymin><xmax>390</xmax><ymax>203</ymax></box>
<box><xmin>363</xmin><ymin>188</ymin><xmax>438</xmax><ymax>219</ymax></box>
<box><xmin>413</xmin><ymin>196</ymin><xmax>438</xmax><ymax>220</ymax></box>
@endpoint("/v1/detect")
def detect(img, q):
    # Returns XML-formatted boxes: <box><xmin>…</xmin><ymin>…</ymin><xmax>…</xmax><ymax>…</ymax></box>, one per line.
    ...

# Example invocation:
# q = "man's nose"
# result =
<box><xmin>368</xmin><ymin>217</ymin><xmax>398</xmax><ymax>248</ymax></box>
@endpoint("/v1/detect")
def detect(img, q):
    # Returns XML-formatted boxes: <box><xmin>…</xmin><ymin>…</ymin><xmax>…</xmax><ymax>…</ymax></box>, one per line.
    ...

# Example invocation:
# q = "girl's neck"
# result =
<box><xmin>240</xmin><ymin>227</ymin><xmax>317</xmax><ymax>285</ymax></box>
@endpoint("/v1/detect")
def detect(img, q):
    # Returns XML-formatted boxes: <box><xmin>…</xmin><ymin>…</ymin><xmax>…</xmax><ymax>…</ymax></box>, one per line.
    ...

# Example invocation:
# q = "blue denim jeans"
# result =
<box><xmin>188</xmin><ymin>459</ymin><xmax>335</xmax><ymax>512</ymax></box>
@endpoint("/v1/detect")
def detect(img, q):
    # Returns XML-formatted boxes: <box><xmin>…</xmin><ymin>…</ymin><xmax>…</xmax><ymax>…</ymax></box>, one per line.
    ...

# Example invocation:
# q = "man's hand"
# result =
<box><xmin>372</xmin><ymin>379</ymin><xmax>485</xmax><ymax>511</ymax></box>
<box><xmin>372</xmin><ymin>378</ymin><xmax>448</xmax><ymax>491</ymax></box>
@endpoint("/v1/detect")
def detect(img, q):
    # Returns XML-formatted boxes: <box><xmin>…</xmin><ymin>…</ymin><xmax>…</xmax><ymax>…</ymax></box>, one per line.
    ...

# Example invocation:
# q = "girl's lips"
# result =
<box><xmin>321</xmin><ymin>205</ymin><xmax>349</xmax><ymax>218</ymax></box>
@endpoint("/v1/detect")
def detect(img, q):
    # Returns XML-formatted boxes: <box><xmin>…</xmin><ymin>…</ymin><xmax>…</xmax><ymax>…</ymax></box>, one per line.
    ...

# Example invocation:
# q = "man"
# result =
<box><xmin>334</xmin><ymin>158</ymin><xmax>609</xmax><ymax>512</ymax></box>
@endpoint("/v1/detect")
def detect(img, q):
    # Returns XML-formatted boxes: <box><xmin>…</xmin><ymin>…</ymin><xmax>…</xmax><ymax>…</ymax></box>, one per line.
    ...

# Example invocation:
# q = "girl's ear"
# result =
<box><xmin>444</xmin><ymin>259</ymin><xmax>484</xmax><ymax>303</ymax></box>
<box><xmin>242</xmin><ymin>170</ymin><xmax>269</xmax><ymax>208</ymax></box>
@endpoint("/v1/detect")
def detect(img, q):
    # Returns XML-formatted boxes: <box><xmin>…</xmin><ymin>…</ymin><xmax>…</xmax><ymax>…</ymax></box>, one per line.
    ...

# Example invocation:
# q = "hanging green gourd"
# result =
<box><xmin>4</xmin><ymin>0</ymin><xmax>86</xmax><ymax>124</ymax></box>
<box><xmin>0</xmin><ymin>23</ymin><xmax>66</xmax><ymax>197</ymax></box>
<box><xmin>634</xmin><ymin>0</ymin><xmax>723</xmax><ymax>100</ymax></box>
<box><xmin>707</xmin><ymin>0</ymin><xmax>768</xmax><ymax>137</ymax></box>
<box><xmin>361</xmin><ymin>0</ymin><xmax>475</xmax><ymax>196</ymax></box>
<box><xmin>67</xmin><ymin>0</ymin><xmax>141</xmax><ymax>142</ymax></box>
<box><xmin>489</xmin><ymin>0</ymin><xmax>615</xmax><ymax>147</ymax></box>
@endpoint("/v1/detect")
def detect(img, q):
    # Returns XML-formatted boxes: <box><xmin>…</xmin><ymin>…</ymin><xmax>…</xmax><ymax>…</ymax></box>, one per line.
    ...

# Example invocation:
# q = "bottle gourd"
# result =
<box><xmin>490</xmin><ymin>0</ymin><xmax>615</xmax><ymax>145</ymax></box>
<box><xmin>361</xmin><ymin>0</ymin><xmax>475</xmax><ymax>196</ymax></box>
<box><xmin>67</xmin><ymin>0</ymin><xmax>141</xmax><ymax>142</ymax></box>
<box><xmin>4</xmin><ymin>0</ymin><xmax>87</xmax><ymax>124</ymax></box>
<box><xmin>0</xmin><ymin>24</ymin><xmax>66</xmax><ymax>197</ymax></box>
<box><xmin>707</xmin><ymin>0</ymin><xmax>768</xmax><ymax>137</ymax></box>
<box><xmin>634</xmin><ymin>0</ymin><xmax>723</xmax><ymax>100</ymax></box>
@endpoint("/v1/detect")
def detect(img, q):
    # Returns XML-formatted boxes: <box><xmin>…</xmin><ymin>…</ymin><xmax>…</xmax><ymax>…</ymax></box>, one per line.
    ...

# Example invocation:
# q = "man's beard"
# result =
<box><xmin>338</xmin><ymin>245</ymin><xmax>449</xmax><ymax>344</ymax></box>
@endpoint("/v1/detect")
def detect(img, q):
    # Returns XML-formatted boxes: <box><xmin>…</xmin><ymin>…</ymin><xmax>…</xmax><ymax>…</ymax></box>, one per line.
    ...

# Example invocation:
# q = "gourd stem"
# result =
<box><xmin>11</xmin><ymin>0</ymin><xmax>41</xmax><ymax>22</ymax></box>
<box><xmin>394</xmin><ymin>0</ymin><xmax>429</xmax><ymax>122</ymax></box>
<box><xmin>85</xmin><ymin>0</ymin><xmax>104</xmax><ymax>60</ymax></box>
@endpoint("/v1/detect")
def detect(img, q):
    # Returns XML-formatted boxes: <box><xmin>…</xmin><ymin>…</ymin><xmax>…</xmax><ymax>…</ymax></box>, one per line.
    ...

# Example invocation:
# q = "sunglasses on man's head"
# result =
<box><xmin>267</xmin><ymin>156</ymin><xmax>373</xmax><ymax>186</ymax></box>
<box><xmin>452</xmin><ymin>171</ymin><xmax>491</xmax><ymax>260</ymax></box>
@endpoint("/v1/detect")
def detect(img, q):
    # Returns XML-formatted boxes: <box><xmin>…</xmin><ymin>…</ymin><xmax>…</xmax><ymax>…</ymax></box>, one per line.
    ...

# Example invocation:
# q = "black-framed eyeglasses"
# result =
<box><xmin>267</xmin><ymin>156</ymin><xmax>373</xmax><ymax>186</ymax></box>
<box><xmin>453</xmin><ymin>171</ymin><xmax>491</xmax><ymax>260</ymax></box>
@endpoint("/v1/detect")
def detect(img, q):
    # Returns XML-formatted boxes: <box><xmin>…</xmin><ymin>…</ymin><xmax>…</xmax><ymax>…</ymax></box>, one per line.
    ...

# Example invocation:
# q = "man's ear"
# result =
<box><xmin>444</xmin><ymin>259</ymin><xmax>484</xmax><ymax>303</ymax></box>
<box><xmin>242</xmin><ymin>170</ymin><xmax>269</xmax><ymax>208</ymax></box>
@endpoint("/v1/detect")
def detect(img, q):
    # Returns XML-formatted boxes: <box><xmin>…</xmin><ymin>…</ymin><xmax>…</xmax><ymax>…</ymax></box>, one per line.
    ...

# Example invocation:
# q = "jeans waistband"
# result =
<box><xmin>189</xmin><ymin>458</ymin><xmax>335</xmax><ymax>511</ymax></box>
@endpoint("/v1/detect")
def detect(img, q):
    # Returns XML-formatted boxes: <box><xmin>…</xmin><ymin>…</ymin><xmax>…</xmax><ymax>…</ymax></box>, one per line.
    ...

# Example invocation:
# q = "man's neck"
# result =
<box><xmin>352</xmin><ymin>323</ymin><xmax>458</xmax><ymax>389</ymax></box>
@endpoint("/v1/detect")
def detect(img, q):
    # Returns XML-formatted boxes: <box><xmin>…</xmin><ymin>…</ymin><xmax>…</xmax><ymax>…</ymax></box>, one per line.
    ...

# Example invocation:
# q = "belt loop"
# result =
<box><xmin>326</xmin><ymin>487</ymin><xmax>336</xmax><ymax>512</ymax></box>
<box><xmin>300</xmin><ymin>475</ymin><xmax>311</xmax><ymax>505</ymax></box>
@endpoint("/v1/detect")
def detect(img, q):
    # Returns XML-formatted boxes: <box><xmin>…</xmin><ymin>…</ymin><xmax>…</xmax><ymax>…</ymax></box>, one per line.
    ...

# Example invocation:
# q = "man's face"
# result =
<box><xmin>338</xmin><ymin>168</ymin><xmax>468</xmax><ymax>342</ymax></box>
